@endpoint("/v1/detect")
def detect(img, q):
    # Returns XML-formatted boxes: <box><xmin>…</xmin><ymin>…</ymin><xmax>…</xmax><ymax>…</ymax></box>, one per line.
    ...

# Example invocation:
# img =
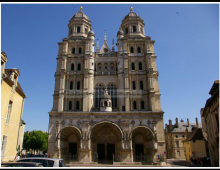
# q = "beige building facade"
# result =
<box><xmin>201</xmin><ymin>80</ymin><xmax>219</xmax><ymax>167</ymax></box>
<box><xmin>1</xmin><ymin>52</ymin><xmax>26</xmax><ymax>162</ymax></box>
<box><xmin>165</xmin><ymin>118</ymin><xmax>201</xmax><ymax>159</ymax></box>
<box><xmin>48</xmin><ymin>7</ymin><xmax>166</xmax><ymax>165</ymax></box>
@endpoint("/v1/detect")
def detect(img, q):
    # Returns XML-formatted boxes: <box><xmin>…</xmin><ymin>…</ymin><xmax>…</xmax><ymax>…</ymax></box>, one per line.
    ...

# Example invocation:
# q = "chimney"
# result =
<box><xmin>165</xmin><ymin>124</ymin><xmax>168</xmax><ymax>133</ymax></box>
<box><xmin>169</xmin><ymin>119</ymin><xmax>172</xmax><ymax>130</ymax></box>
<box><xmin>196</xmin><ymin>117</ymin><xmax>198</xmax><ymax>127</ymax></box>
<box><xmin>175</xmin><ymin>117</ymin><xmax>179</xmax><ymax>128</ymax></box>
<box><xmin>185</xmin><ymin>127</ymin><xmax>189</xmax><ymax>140</ymax></box>
<box><xmin>187</xmin><ymin>118</ymin><xmax>189</xmax><ymax>127</ymax></box>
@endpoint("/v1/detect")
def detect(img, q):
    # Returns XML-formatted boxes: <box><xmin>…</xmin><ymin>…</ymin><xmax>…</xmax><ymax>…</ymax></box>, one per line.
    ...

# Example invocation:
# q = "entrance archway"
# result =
<box><xmin>90</xmin><ymin>121</ymin><xmax>122</xmax><ymax>164</ymax></box>
<box><xmin>131</xmin><ymin>126</ymin><xmax>154</xmax><ymax>164</ymax></box>
<box><xmin>60</xmin><ymin>126</ymin><xmax>81</xmax><ymax>162</ymax></box>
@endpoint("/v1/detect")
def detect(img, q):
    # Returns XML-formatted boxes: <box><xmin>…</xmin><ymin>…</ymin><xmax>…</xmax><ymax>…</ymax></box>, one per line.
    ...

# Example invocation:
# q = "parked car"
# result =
<box><xmin>1</xmin><ymin>162</ymin><xmax>43</xmax><ymax>167</ymax></box>
<box><xmin>16</xmin><ymin>157</ymin><xmax>65</xmax><ymax>167</ymax></box>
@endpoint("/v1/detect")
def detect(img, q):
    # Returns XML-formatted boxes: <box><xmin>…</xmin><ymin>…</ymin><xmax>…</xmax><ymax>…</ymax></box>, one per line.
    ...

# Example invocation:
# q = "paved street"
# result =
<box><xmin>166</xmin><ymin>159</ymin><xmax>191</xmax><ymax>167</ymax></box>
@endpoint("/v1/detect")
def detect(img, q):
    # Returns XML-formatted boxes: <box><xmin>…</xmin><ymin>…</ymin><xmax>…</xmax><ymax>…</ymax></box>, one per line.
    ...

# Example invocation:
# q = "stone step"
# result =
<box><xmin>68</xmin><ymin>162</ymin><xmax>98</xmax><ymax>164</ymax></box>
<box><xmin>113</xmin><ymin>162</ymin><xmax>142</xmax><ymax>165</ymax></box>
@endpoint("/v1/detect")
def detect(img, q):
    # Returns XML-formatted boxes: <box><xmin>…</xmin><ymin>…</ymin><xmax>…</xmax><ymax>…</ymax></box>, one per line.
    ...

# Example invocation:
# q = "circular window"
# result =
<box><xmin>104</xmin><ymin>48</ymin><xmax>108</xmax><ymax>53</ymax></box>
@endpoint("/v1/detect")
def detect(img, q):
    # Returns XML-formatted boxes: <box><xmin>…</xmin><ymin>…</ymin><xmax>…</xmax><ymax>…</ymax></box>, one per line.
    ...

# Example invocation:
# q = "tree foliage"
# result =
<box><xmin>23</xmin><ymin>130</ymin><xmax>48</xmax><ymax>153</ymax></box>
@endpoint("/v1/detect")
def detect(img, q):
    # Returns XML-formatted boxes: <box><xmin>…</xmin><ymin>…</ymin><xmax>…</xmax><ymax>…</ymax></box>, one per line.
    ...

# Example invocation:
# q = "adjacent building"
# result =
<box><xmin>48</xmin><ymin>7</ymin><xmax>166</xmax><ymax>165</ymax></box>
<box><xmin>184</xmin><ymin>128</ymin><xmax>207</xmax><ymax>162</ymax></box>
<box><xmin>165</xmin><ymin>118</ymin><xmax>201</xmax><ymax>159</ymax></box>
<box><xmin>1</xmin><ymin>51</ymin><xmax>26</xmax><ymax>162</ymax></box>
<box><xmin>201</xmin><ymin>80</ymin><xmax>219</xmax><ymax>167</ymax></box>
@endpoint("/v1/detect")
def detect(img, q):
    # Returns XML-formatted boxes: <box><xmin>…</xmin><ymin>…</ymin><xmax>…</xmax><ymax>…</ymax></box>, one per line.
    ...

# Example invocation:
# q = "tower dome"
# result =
<box><xmin>68</xmin><ymin>6</ymin><xmax>93</xmax><ymax>38</ymax></box>
<box><xmin>120</xmin><ymin>7</ymin><xmax>145</xmax><ymax>38</ymax></box>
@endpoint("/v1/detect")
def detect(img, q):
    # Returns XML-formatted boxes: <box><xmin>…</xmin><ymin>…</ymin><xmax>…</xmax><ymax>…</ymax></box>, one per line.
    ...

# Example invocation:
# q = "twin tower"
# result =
<box><xmin>48</xmin><ymin>7</ymin><xmax>166</xmax><ymax>165</ymax></box>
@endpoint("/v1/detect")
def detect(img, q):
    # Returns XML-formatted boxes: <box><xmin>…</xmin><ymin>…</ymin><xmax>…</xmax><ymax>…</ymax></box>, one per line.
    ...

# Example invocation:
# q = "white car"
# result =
<box><xmin>16</xmin><ymin>157</ymin><xmax>65</xmax><ymax>167</ymax></box>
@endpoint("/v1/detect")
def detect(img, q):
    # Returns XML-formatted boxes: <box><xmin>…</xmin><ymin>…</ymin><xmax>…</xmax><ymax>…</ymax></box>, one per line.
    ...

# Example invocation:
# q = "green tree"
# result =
<box><xmin>23</xmin><ymin>131</ymin><xmax>48</xmax><ymax>154</ymax></box>
<box><xmin>23</xmin><ymin>132</ymin><xmax>31</xmax><ymax>151</ymax></box>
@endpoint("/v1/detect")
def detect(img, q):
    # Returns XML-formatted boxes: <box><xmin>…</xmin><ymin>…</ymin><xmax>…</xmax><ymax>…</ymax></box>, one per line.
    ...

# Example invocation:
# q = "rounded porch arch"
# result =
<box><xmin>130</xmin><ymin>126</ymin><xmax>155</xmax><ymax>164</ymax></box>
<box><xmin>89</xmin><ymin>121</ymin><xmax>123</xmax><ymax>162</ymax></box>
<box><xmin>59</xmin><ymin>126</ymin><xmax>82</xmax><ymax>162</ymax></box>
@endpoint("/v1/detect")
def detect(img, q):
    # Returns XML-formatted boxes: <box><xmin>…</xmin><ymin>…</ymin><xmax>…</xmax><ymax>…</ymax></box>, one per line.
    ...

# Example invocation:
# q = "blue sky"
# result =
<box><xmin>1</xmin><ymin>3</ymin><xmax>219</xmax><ymax>132</ymax></box>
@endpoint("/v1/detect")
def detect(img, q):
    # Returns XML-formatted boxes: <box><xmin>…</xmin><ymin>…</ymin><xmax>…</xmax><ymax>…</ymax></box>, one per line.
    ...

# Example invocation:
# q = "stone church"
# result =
<box><xmin>48</xmin><ymin>7</ymin><xmax>166</xmax><ymax>164</ymax></box>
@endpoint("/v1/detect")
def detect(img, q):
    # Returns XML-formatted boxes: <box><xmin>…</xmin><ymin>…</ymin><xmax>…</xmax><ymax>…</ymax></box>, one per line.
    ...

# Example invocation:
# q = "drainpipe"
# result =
<box><xmin>16</xmin><ymin>96</ymin><xmax>26</xmax><ymax>155</ymax></box>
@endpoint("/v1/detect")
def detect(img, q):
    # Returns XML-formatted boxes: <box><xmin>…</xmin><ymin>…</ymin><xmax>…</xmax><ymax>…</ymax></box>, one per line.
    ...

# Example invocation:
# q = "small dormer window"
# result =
<box><xmin>77</xmin><ymin>26</ymin><xmax>80</xmax><ymax>33</ymax></box>
<box><xmin>133</xmin><ymin>26</ymin><xmax>136</xmax><ymax>32</ymax></box>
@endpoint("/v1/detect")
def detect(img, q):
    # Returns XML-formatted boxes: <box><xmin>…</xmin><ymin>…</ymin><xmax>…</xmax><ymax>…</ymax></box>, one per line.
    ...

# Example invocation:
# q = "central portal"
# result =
<box><xmin>90</xmin><ymin>122</ymin><xmax>122</xmax><ymax>163</ymax></box>
<box><xmin>97</xmin><ymin>144</ymin><xmax>115</xmax><ymax>161</ymax></box>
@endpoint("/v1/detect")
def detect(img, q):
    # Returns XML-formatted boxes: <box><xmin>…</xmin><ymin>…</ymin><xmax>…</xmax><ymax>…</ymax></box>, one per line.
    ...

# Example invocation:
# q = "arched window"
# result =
<box><xmin>78</xmin><ymin>63</ymin><xmax>81</xmax><ymax>71</ymax></box>
<box><xmin>138</xmin><ymin>47</ymin><xmax>141</xmax><ymax>53</ymax></box>
<box><xmin>132</xmin><ymin>81</ymin><xmax>136</xmax><ymax>90</ymax></box>
<box><xmin>77</xmin><ymin>26</ymin><xmax>80</xmax><ymax>33</ymax></box>
<box><xmin>131</xmin><ymin>62</ymin><xmax>135</xmax><ymax>70</ymax></box>
<box><xmin>133</xmin><ymin>101</ymin><xmax>137</xmax><ymax>110</ymax></box>
<box><xmin>77</xmin><ymin>81</ymin><xmax>80</xmax><ymax>90</ymax></box>
<box><xmin>140</xmin><ymin>81</ymin><xmax>144</xmax><ymax>90</ymax></box>
<box><xmin>141</xmin><ymin>101</ymin><xmax>145</xmax><ymax>110</ymax></box>
<box><xmin>85</xmin><ymin>28</ymin><xmax>87</xmax><ymax>34</ymax></box>
<box><xmin>94</xmin><ymin>84</ymin><xmax>105</xmax><ymax>108</ymax></box>
<box><xmin>71</xmin><ymin>63</ymin><xmax>74</xmax><ymax>71</ymax></box>
<box><xmin>130</xmin><ymin>47</ymin><xmax>134</xmax><ymax>53</ymax></box>
<box><xmin>133</xmin><ymin>26</ymin><xmax>136</xmax><ymax>32</ymax></box>
<box><xmin>79</xmin><ymin>47</ymin><xmax>82</xmax><ymax>54</ymax></box>
<box><xmin>108</xmin><ymin>83</ymin><xmax>117</xmax><ymax>108</ymax></box>
<box><xmin>70</xmin><ymin>81</ymin><xmax>73</xmax><ymax>90</ymax></box>
<box><xmin>69</xmin><ymin>101</ymin><xmax>72</xmax><ymax>110</ymax></box>
<box><xmin>76</xmin><ymin>101</ymin><xmax>80</xmax><ymax>110</ymax></box>
<box><xmin>104</xmin><ymin>101</ymin><xmax>108</xmax><ymax>107</ymax></box>
<box><xmin>125</xmin><ymin>27</ymin><xmax>128</xmax><ymax>34</ymax></box>
<box><xmin>72</xmin><ymin>48</ymin><xmax>75</xmax><ymax>54</ymax></box>
<box><xmin>139</xmin><ymin>62</ymin><xmax>142</xmax><ymax>70</ymax></box>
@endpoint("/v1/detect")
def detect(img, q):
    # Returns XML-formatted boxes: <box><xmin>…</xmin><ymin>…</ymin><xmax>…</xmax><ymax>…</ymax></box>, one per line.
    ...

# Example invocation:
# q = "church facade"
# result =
<box><xmin>48</xmin><ymin>7</ymin><xmax>166</xmax><ymax>164</ymax></box>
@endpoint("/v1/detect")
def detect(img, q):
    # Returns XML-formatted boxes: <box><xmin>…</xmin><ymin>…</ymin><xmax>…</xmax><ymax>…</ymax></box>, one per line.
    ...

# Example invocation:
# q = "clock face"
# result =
<box><xmin>104</xmin><ymin>48</ymin><xmax>108</xmax><ymax>53</ymax></box>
